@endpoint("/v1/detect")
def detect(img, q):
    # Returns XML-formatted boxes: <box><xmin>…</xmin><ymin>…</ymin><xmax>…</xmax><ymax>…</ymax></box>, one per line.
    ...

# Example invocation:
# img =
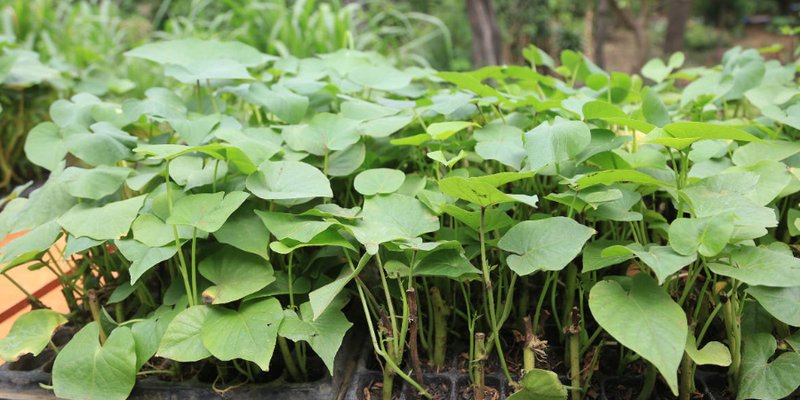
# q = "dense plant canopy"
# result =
<box><xmin>0</xmin><ymin>26</ymin><xmax>799</xmax><ymax>400</ymax></box>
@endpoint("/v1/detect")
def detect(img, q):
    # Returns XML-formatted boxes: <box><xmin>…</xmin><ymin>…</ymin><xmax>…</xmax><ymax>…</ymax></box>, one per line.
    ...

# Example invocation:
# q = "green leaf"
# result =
<box><xmin>24</xmin><ymin>122</ymin><xmax>67</xmax><ymax>171</ymax></box>
<box><xmin>738</xmin><ymin>333</ymin><xmax>800</xmax><ymax>400</ymax></box>
<box><xmin>582</xmin><ymin>240</ymin><xmax>634</xmax><ymax>273</ymax></box>
<box><xmin>0</xmin><ymin>310</ymin><xmax>66</xmax><ymax>362</ymax></box>
<box><xmin>473</xmin><ymin>122</ymin><xmax>526</xmax><ymax>170</ymax></box>
<box><xmin>589</xmin><ymin>274</ymin><xmax>687</xmax><ymax>395</ymax></box>
<box><xmin>309</xmin><ymin>254</ymin><xmax>370</xmax><ymax>320</ymax></box>
<box><xmin>602</xmin><ymin>244</ymin><xmax>696</xmax><ymax>284</ymax></box>
<box><xmin>346</xmin><ymin>194</ymin><xmax>439</xmax><ymax>254</ymax></box>
<box><xmin>166</xmin><ymin>191</ymin><xmax>249</xmax><ymax>233</ymax></box>
<box><xmin>199</xmin><ymin>248</ymin><xmax>275</xmax><ymax>304</ymax></box>
<box><xmin>213</xmin><ymin>205</ymin><xmax>269</xmax><ymax>259</ymax></box>
<box><xmin>498</xmin><ymin>217</ymin><xmax>595</xmax><ymax>276</ymax></box>
<box><xmin>390</xmin><ymin>133</ymin><xmax>432</xmax><ymax>146</ymax></box>
<box><xmin>641</xmin><ymin>88</ymin><xmax>670</xmax><ymax>127</ymax></box>
<box><xmin>246</xmin><ymin>160</ymin><xmax>333</xmax><ymax>204</ymax></box>
<box><xmin>57</xmin><ymin>196</ymin><xmax>146</xmax><ymax>240</ymax></box>
<box><xmin>249</xmin><ymin>83</ymin><xmax>308</xmax><ymax>124</ymax></box>
<box><xmin>582</xmin><ymin>100</ymin><xmax>627</xmax><ymax>119</ymax></box>
<box><xmin>0</xmin><ymin>221</ymin><xmax>62</xmax><ymax>270</ymax></box>
<box><xmin>525</xmin><ymin>119</ymin><xmax>591</xmax><ymax>170</ymax></box>
<box><xmin>708</xmin><ymin>246</ymin><xmax>800</xmax><ymax>287</ymax></box>
<box><xmin>52</xmin><ymin>322</ymin><xmax>137</xmax><ymax>400</ymax></box>
<box><xmin>354</xmin><ymin>168</ymin><xmax>406</xmax><ymax>196</ymax></box>
<box><xmin>685</xmin><ymin>334</ymin><xmax>731</xmax><ymax>366</ymax></box>
<box><xmin>134</xmin><ymin>143</ymin><xmax>226</xmax><ymax>160</ymax></box>
<box><xmin>125</xmin><ymin>39</ymin><xmax>264</xmax><ymax>82</ymax></box>
<box><xmin>747</xmin><ymin>286</ymin><xmax>800</xmax><ymax>327</ymax></box>
<box><xmin>436</xmin><ymin>71</ymin><xmax>506</xmax><ymax>100</ymax></box>
<box><xmin>641</xmin><ymin>54</ymin><xmax>682</xmax><ymax>83</ymax></box>
<box><xmin>279</xmin><ymin>303</ymin><xmax>352</xmax><ymax>373</ymax></box>
<box><xmin>256</xmin><ymin>211</ymin><xmax>334</xmax><ymax>242</ymax></box>
<box><xmin>170</xmin><ymin>114</ymin><xmax>221</xmax><ymax>146</ymax></box>
<box><xmin>441</xmin><ymin>204</ymin><xmax>514</xmax><ymax>232</ymax></box>
<box><xmin>282</xmin><ymin>113</ymin><xmax>359</xmax><ymax>156</ymax></box>
<box><xmin>507</xmin><ymin>368</ymin><xmax>568</xmax><ymax>400</ymax></box>
<box><xmin>414</xmin><ymin>249</ymin><xmax>481</xmax><ymax>279</ymax></box>
<box><xmin>131</xmin><ymin>308</ymin><xmax>177</xmax><ymax>370</ymax></box>
<box><xmin>426</xmin><ymin>121</ymin><xmax>476</xmax><ymax>141</ymax></box>
<box><xmin>270</xmin><ymin>227</ymin><xmax>355</xmax><ymax>254</ymax></box>
<box><xmin>157</xmin><ymin>305</ymin><xmax>212</xmax><ymax>362</ymax></box>
<box><xmin>65</xmin><ymin>124</ymin><xmax>133</xmax><ymax>166</ymax></box>
<box><xmin>439</xmin><ymin>176</ymin><xmax>538</xmax><ymax>208</ymax></box>
<box><xmin>663</xmin><ymin>122</ymin><xmax>760</xmax><ymax>143</ymax></box>
<box><xmin>201</xmin><ymin>298</ymin><xmax>283</xmax><ymax>371</ymax></box>
<box><xmin>115</xmin><ymin>239</ymin><xmax>178</xmax><ymax>284</ymax></box>
<box><xmin>60</xmin><ymin>166</ymin><xmax>131</xmax><ymax>200</ymax></box>
<box><xmin>573</xmin><ymin>169</ymin><xmax>670</xmax><ymax>190</ymax></box>
<box><xmin>668</xmin><ymin>215</ymin><xmax>734</xmax><ymax>257</ymax></box>
<box><xmin>732</xmin><ymin>140</ymin><xmax>800</xmax><ymax>166</ymax></box>
<box><xmin>427</xmin><ymin>150</ymin><xmax>468</xmax><ymax>168</ymax></box>
<box><xmin>131</xmin><ymin>213</ymin><xmax>195</xmax><ymax>247</ymax></box>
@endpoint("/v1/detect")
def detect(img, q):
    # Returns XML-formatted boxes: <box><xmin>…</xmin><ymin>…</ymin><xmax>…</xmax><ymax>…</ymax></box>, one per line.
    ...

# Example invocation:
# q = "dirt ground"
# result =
<box><xmin>603</xmin><ymin>22</ymin><xmax>795</xmax><ymax>73</ymax></box>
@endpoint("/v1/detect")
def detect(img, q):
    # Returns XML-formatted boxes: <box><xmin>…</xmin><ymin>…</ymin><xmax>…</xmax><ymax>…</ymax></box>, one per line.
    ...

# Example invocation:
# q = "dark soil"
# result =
<box><xmin>458</xmin><ymin>384</ymin><xmax>500</xmax><ymax>400</ymax></box>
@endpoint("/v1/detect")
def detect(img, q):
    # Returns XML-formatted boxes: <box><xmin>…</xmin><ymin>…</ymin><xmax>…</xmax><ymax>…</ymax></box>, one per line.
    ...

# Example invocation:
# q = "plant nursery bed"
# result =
<box><xmin>1</xmin><ymin>32</ymin><xmax>800</xmax><ymax>400</ymax></box>
<box><xmin>0</xmin><ymin>329</ymin><xmax>362</xmax><ymax>400</ymax></box>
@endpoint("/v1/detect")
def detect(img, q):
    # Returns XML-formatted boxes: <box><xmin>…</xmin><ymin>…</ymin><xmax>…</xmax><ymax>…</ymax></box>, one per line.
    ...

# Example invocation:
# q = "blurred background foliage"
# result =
<box><xmin>0</xmin><ymin>0</ymin><xmax>798</xmax><ymax>191</ymax></box>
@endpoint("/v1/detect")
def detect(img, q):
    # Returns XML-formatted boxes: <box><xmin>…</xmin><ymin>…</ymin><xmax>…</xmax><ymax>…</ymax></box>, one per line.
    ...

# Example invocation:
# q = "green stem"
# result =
<box><xmin>278</xmin><ymin>336</ymin><xmax>303</xmax><ymax>382</ymax></box>
<box><xmin>348</xmin><ymin>252</ymin><xmax>431</xmax><ymax>399</ymax></box>
<box><xmin>479</xmin><ymin>206</ymin><xmax>512</xmax><ymax>382</ymax></box>
<box><xmin>722</xmin><ymin>290</ymin><xmax>741</xmax><ymax>390</ymax></box>
<box><xmin>375</xmin><ymin>253</ymin><xmax>399</xmax><ymax>354</ymax></box>
<box><xmin>88</xmin><ymin>290</ymin><xmax>107</xmax><ymax>344</ymax></box>
<box><xmin>679</xmin><ymin>353</ymin><xmax>694</xmax><ymax>400</ymax></box>
<box><xmin>475</xmin><ymin>332</ymin><xmax>486</xmax><ymax>400</ymax></box>
<box><xmin>637</xmin><ymin>363</ymin><xmax>657</xmax><ymax>400</ymax></box>
<box><xmin>568</xmin><ymin>308</ymin><xmax>582</xmax><ymax>400</ymax></box>
<box><xmin>191</xmin><ymin>227</ymin><xmax>198</xmax><ymax>304</ymax></box>
<box><xmin>2</xmin><ymin>272</ymin><xmax>44</xmax><ymax>308</ymax></box>
<box><xmin>430</xmin><ymin>286</ymin><xmax>449</xmax><ymax>369</ymax></box>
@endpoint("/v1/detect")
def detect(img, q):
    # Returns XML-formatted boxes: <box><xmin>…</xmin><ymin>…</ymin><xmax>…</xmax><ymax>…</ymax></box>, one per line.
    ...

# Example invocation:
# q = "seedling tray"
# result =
<box><xmin>0</xmin><ymin>331</ymin><xmax>362</xmax><ymax>400</ymax></box>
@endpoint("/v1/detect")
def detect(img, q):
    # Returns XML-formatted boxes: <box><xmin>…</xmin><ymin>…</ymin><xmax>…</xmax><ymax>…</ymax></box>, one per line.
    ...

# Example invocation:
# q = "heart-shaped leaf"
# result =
<box><xmin>166</xmin><ymin>191</ymin><xmax>249</xmax><ymax>233</ymax></box>
<box><xmin>201</xmin><ymin>298</ymin><xmax>283</xmax><ymax>371</ymax></box>
<box><xmin>709</xmin><ymin>246</ymin><xmax>800</xmax><ymax>287</ymax></box>
<box><xmin>52</xmin><ymin>322</ymin><xmax>137</xmax><ymax>400</ymax></box>
<box><xmin>57</xmin><ymin>196</ymin><xmax>146</xmax><ymax>240</ymax></box>
<box><xmin>157</xmin><ymin>305</ymin><xmax>212</xmax><ymax>362</ymax></box>
<box><xmin>199</xmin><ymin>248</ymin><xmax>275</xmax><ymax>304</ymax></box>
<box><xmin>246</xmin><ymin>160</ymin><xmax>332</xmax><ymax>203</ymax></box>
<box><xmin>685</xmin><ymin>334</ymin><xmax>731</xmax><ymax>367</ymax></box>
<box><xmin>507</xmin><ymin>368</ymin><xmax>568</xmax><ymax>400</ymax></box>
<box><xmin>0</xmin><ymin>310</ymin><xmax>66</xmax><ymax>362</ymax></box>
<box><xmin>738</xmin><ymin>333</ymin><xmax>800</xmax><ymax>400</ymax></box>
<box><xmin>353</xmin><ymin>168</ymin><xmax>405</xmax><ymax>196</ymax></box>
<box><xmin>747</xmin><ymin>286</ymin><xmax>800</xmax><ymax>327</ymax></box>
<box><xmin>498</xmin><ymin>217</ymin><xmax>595</xmax><ymax>276</ymax></box>
<box><xmin>668</xmin><ymin>215</ymin><xmax>734</xmax><ymax>257</ymax></box>
<box><xmin>589</xmin><ymin>274</ymin><xmax>687</xmax><ymax>395</ymax></box>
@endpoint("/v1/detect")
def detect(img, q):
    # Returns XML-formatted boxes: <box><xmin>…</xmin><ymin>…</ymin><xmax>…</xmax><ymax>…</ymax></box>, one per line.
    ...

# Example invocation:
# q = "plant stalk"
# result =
<box><xmin>407</xmin><ymin>288</ymin><xmax>424</xmax><ymax>385</ymax></box>
<box><xmin>430</xmin><ymin>286</ymin><xmax>449</xmax><ymax>369</ymax></box>
<box><xmin>475</xmin><ymin>332</ymin><xmax>486</xmax><ymax>400</ymax></box>
<box><xmin>88</xmin><ymin>289</ymin><xmax>107</xmax><ymax>344</ymax></box>
<box><xmin>568</xmin><ymin>307</ymin><xmax>582</xmax><ymax>400</ymax></box>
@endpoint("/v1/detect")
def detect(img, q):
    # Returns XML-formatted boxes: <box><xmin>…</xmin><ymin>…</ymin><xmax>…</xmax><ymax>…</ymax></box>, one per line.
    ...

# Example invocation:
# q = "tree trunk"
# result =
<box><xmin>466</xmin><ymin>0</ymin><xmax>502</xmax><ymax>67</ymax></box>
<box><xmin>664</xmin><ymin>0</ymin><xmax>692</xmax><ymax>54</ymax></box>
<box><xmin>584</xmin><ymin>8</ymin><xmax>596</xmax><ymax>63</ymax></box>
<box><xmin>593</xmin><ymin>0</ymin><xmax>610</xmax><ymax>68</ymax></box>
<box><xmin>609</xmin><ymin>0</ymin><xmax>651</xmax><ymax>72</ymax></box>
